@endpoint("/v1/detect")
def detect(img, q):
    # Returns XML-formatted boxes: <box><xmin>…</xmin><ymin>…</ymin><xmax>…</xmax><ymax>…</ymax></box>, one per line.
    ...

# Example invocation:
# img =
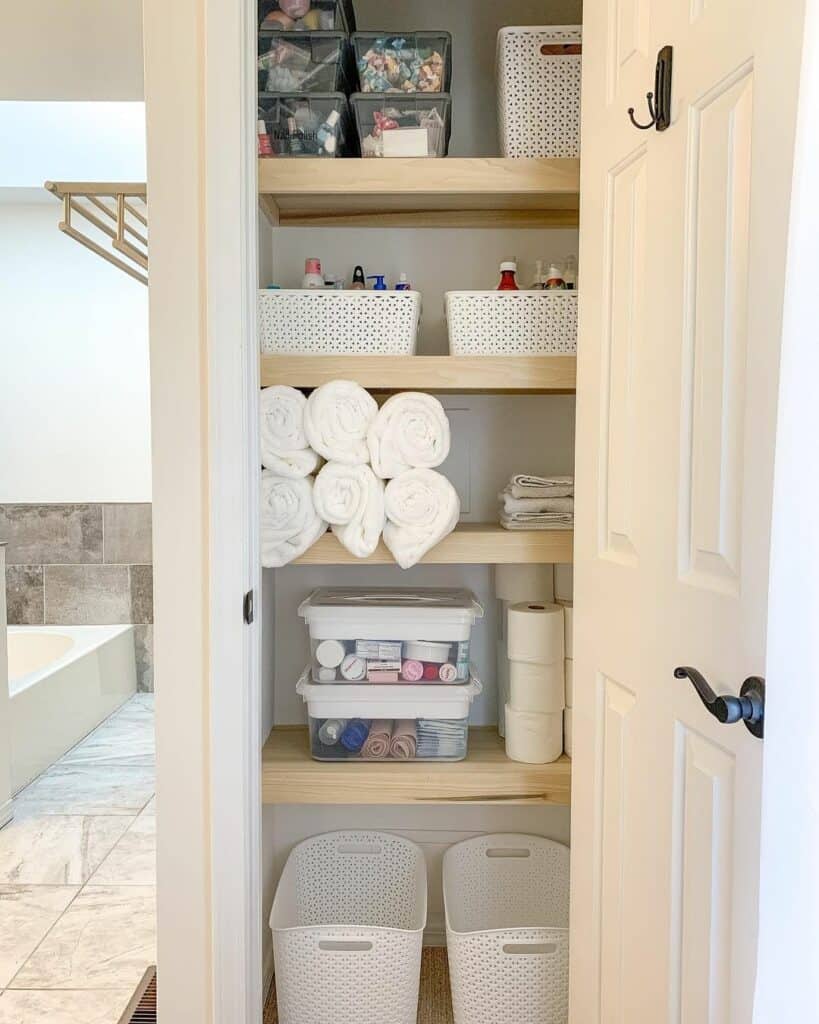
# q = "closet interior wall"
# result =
<box><xmin>259</xmin><ymin>0</ymin><xmax>581</xmax><ymax>971</ymax></box>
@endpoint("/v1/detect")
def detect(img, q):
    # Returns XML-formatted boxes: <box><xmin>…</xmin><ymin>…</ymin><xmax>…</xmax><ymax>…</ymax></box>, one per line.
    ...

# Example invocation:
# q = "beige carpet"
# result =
<box><xmin>264</xmin><ymin>947</ymin><xmax>454</xmax><ymax>1023</ymax></box>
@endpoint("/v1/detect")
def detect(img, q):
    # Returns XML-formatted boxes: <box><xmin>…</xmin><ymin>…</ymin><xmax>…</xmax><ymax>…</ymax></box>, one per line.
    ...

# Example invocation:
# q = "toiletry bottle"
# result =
<box><xmin>529</xmin><ymin>259</ymin><xmax>545</xmax><ymax>290</ymax></box>
<box><xmin>544</xmin><ymin>262</ymin><xmax>566</xmax><ymax>289</ymax></box>
<box><xmin>302</xmin><ymin>257</ymin><xmax>325</xmax><ymax>289</ymax></box>
<box><xmin>367</xmin><ymin>275</ymin><xmax>388</xmax><ymax>291</ymax></box>
<box><xmin>287</xmin><ymin>116</ymin><xmax>303</xmax><ymax>155</ymax></box>
<box><xmin>257</xmin><ymin>118</ymin><xmax>273</xmax><ymax>157</ymax></box>
<box><xmin>395</xmin><ymin>272</ymin><xmax>412</xmax><ymax>291</ymax></box>
<box><xmin>318</xmin><ymin>719</ymin><xmax>347</xmax><ymax>746</ymax></box>
<box><xmin>497</xmin><ymin>260</ymin><xmax>520</xmax><ymax>291</ymax></box>
<box><xmin>350</xmin><ymin>265</ymin><xmax>366</xmax><ymax>290</ymax></box>
<box><xmin>564</xmin><ymin>255</ymin><xmax>577</xmax><ymax>290</ymax></box>
<box><xmin>334</xmin><ymin>277</ymin><xmax>345</xmax><ymax>290</ymax></box>
<box><xmin>317</xmin><ymin>109</ymin><xmax>341</xmax><ymax>155</ymax></box>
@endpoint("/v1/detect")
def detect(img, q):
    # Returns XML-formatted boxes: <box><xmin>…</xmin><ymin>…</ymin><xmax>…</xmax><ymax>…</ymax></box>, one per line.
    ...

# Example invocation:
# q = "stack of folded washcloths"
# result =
<box><xmin>260</xmin><ymin>380</ymin><xmax>458</xmax><ymax>568</ymax></box>
<box><xmin>498</xmin><ymin>474</ymin><xmax>574</xmax><ymax>531</ymax></box>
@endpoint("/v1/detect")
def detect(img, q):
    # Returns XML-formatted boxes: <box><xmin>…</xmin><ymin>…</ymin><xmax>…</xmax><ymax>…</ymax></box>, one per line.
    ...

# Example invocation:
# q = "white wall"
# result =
<box><xmin>0</xmin><ymin>202</ymin><xmax>152</xmax><ymax>502</ymax></box>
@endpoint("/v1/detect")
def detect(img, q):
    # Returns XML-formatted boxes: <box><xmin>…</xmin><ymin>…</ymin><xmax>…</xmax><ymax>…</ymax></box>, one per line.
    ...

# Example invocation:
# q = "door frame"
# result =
<box><xmin>143</xmin><ymin>0</ymin><xmax>263</xmax><ymax>1020</ymax></box>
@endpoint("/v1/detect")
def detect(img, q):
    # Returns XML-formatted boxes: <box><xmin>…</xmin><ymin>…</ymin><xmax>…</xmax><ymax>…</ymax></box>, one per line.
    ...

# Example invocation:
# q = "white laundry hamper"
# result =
<box><xmin>270</xmin><ymin>830</ymin><xmax>427</xmax><ymax>1024</ymax></box>
<box><xmin>443</xmin><ymin>834</ymin><xmax>570</xmax><ymax>1024</ymax></box>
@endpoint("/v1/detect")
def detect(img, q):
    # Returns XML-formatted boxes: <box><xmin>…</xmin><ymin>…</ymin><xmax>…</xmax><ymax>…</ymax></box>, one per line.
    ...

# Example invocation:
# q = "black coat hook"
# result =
<box><xmin>627</xmin><ymin>46</ymin><xmax>673</xmax><ymax>131</ymax></box>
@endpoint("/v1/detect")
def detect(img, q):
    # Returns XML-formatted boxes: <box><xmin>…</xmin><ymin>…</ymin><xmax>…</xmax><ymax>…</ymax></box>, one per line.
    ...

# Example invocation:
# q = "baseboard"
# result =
<box><xmin>424</xmin><ymin>912</ymin><xmax>446</xmax><ymax>948</ymax></box>
<box><xmin>0</xmin><ymin>798</ymin><xmax>13</xmax><ymax>831</ymax></box>
<box><xmin>263</xmin><ymin>938</ymin><xmax>275</xmax><ymax>1000</ymax></box>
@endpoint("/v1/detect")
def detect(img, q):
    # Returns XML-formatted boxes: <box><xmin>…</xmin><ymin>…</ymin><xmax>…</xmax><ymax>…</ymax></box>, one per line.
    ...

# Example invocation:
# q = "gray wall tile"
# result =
<box><xmin>134</xmin><ymin>624</ymin><xmax>154</xmax><ymax>693</ymax></box>
<box><xmin>43</xmin><ymin>565</ymin><xmax>131</xmax><ymax>625</ymax></box>
<box><xmin>129</xmin><ymin>566</ymin><xmax>153</xmax><ymax>624</ymax></box>
<box><xmin>0</xmin><ymin>505</ymin><xmax>103</xmax><ymax>565</ymax></box>
<box><xmin>103</xmin><ymin>504</ymin><xmax>153</xmax><ymax>565</ymax></box>
<box><xmin>6</xmin><ymin>565</ymin><xmax>44</xmax><ymax>625</ymax></box>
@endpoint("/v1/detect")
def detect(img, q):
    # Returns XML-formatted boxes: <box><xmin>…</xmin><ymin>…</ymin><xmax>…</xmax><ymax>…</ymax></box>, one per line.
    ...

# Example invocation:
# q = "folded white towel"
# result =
<box><xmin>260</xmin><ymin>471</ymin><xmax>327</xmax><ymax>568</ymax></box>
<box><xmin>508</xmin><ymin>474</ymin><xmax>574</xmax><ymax>499</ymax></box>
<box><xmin>313</xmin><ymin>462</ymin><xmax>385</xmax><ymax>559</ymax></box>
<box><xmin>383</xmin><ymin>468</ymin><xmax>460</xmax><ymax>569</ymax></box>
<box><xmin>367</xmin><ymin>392</ymin><xmax>451</xmax><ymax>479</ymax></box>
<box><xmin>260</xmin><ymin>385</ymin><xmax>321</xmax><ymax>478</ymax></box>
<box><xmin>304</xmin><ymin>380</ymin><xmax>378</xmax><ymax>465</ymax></box>
<box><xmin>501</xmin><ymin>492</ymin><xmax>574</xmax><ymax>514</ymax></box>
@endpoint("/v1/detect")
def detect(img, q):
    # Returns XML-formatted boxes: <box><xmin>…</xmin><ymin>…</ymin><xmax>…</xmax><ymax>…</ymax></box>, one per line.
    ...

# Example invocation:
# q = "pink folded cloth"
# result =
<box><xmin>389</xmin><ymin>720</ymin><xmax>418</xmax><ymax>760</ymax></box>
<box><xmin>361</xmin><ymin>720</ymin><xmax>392</xmax><ymax>759</ymax></box>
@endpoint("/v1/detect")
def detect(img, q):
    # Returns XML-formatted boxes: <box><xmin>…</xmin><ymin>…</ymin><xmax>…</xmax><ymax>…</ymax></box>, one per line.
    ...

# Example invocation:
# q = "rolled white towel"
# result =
<box><xmin>367</xmin><ymin>392</ymin><xmax>451</xmax><ymax>479</ymax></box>
<box><xmin>313</xmin><ymin>462</ymin><xmax>385</xmax><ymax>559</ymax></box>
<box><xmin>383</xmin><ymin>468</ymin><xmax>460</xmax><ymax>569</ymax></box>
<box><xmin>260</xmin><ymin>385</ymin><xmax>321</xmax><ymax>478</ymax></box>
<box><xmin>260</xmin><ymin>471</ymin><xmax>327</xmax><ymax>568</ymax></box>
<box><xmin>304</xmin><ymin>380</ymin><xmax>378</xmax><ymax>465</ymax></box>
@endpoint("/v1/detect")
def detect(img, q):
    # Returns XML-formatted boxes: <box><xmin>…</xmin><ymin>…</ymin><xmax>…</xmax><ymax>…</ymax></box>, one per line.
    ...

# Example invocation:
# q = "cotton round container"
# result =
<box><xmin>299</xmin><ymin>587</ymin><xmax>483</xmax><ymax>683</ymax></box>
<box><xmin>270</xmin><ymin>830</ymin><xmax>427</xmax><ymax>1024</ymax></box>
<box><xmin>507</xmin><ymin>602</ymin><xmax>564</xmax><ymax>666</ymax></box>
<box><xmin>504</xmin><ymin>705</ymin><xmax>564</xmax><ymax>764</ymax></box>
<box><xmin>443</xmin><ymin>834</ymin><xmax>570</xmax><ymax>1024</ymax></box>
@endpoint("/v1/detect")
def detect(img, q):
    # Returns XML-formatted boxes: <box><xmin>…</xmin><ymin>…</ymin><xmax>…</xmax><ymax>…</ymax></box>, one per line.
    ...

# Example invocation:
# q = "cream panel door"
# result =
<box><xmin>572</xmin><ymin>0</ymin><xmax>805</xmax><ymax>1021</ymax></box>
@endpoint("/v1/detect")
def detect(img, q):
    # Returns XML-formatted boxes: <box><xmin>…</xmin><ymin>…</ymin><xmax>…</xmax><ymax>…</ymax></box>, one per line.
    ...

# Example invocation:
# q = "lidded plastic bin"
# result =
<box><xmin>298</xmin><ymin>587</ymin><xmax>483</xmax><ymax>684</ymax></box>
<box><xmin>443</xmin><ymin>834</ymin><xmax>570</xmax><ymax>1024</ymax></box>
<box><xmin>270</xmin><ymin>830</ymin><xmax>426</xmax><ymax>1024</ymax></box>
<box><xmin>258</xmin><ymin>0</ymin><xmax>355</xmax><ymax>33</ymax></box>
<box><xmin>258</xmin><ymin>31</ymin><xmax>352</xmax><ymax>94</ymax></box>
<box><xmin>296</xmin><ymin>667</ymin><xmax>482</xmax><ymax>761</ymax></box>
<box><xmin>353</xmin><ymin>32</ymin><xmax>452</xmax><ymax>93</ymax></box>
<box><xmin>258</xmin><ymin>93</ymin><xmax>355</xmax><ymax>157</ymax></box>
<box><xmin>352</xmin><ymin>92</ymin><xmax>452</xmax><ymax>157</ymax></box>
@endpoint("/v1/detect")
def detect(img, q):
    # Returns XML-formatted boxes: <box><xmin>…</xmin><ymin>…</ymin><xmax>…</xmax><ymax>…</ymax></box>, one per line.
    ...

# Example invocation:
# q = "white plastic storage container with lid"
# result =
<box><xmin>296</xmin><ymin>667</ymin><xmax>482</xmax><ymax>761</ymax></box>
<box><xmin>298</xmin><ymin>587</ymin><xmax>484</xmax><ymax>684</ymax></box>
<box><xmin>270</xmin><ymin>830</ymin><xmax>426</xmax><ymax>1024</ymax></box>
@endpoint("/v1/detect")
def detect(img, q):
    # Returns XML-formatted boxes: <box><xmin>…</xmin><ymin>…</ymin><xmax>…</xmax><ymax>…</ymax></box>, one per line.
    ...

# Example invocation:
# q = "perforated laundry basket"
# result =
<box><xmin>446</xmin><ymin>291</ymin><xmax>577</xmax><ymax>356</ymax></box>
<box><xmin>270</xmin><ymin>830</ymin><xmax>427</xmax><ymax>1024</ymax></box>
<box><xmin>497</xmin><ymin>26</ymin><xmax>582</xmax><ymax>158</ymax></box>
<box><xmin>443</xmin><ymin>834</ymin><xmax>570</xmax><ymax>1024</ymax></box>
<box><xmin>258</xmin><ymin>290</ymin><xmax>421</xmax><ymax>355</ymax></box>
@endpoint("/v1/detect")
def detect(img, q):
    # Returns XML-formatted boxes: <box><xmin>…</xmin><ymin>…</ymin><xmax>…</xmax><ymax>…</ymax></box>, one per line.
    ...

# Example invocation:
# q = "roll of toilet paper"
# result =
<box><xmin>564</xmin><ymin>709</ymin><xmax>573</xmax><ymax>757</ymax></box>
<box><xmin>558</xmin><ymin>601</ymin><xmax>574</xmax><ymax>659</ymax></box>
<box><xmin>494</xmin><ymin>563</ymin><xmax>554</xmax><ymax>604</ymax></box>
<box><xmin>504</xmin><ymin>705</ymin><xmax>564</xmax><ymax>764</ymax></box>
<box><xmin>509</xmin><ymin>660</ymin><xmax>565</xmax><ymax>714</ymax></box>
<box><xmin>565</xmin><ymin>658</ymin><xmax>574</xmax><ymax>708</ymax></box>
<box><xmin>496</xmin><ymin>638</ymin><xmax>510</xmax><ymax>738</ymax></box>
<box><xmin>315</xmin><ymin>639</ymin><xmax>346</xmax><ymax>669</ymax></box>
<box><xmin>507</xmin><ymin>602</ymin><xmax>564</xmax><ymax>665</ymax></box>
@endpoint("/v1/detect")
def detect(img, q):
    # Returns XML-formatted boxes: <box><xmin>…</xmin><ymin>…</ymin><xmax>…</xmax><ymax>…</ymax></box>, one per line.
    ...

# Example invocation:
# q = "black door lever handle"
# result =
<box><xmin>674</xmin><ymin>666</ymin><xmax>765</xmax><ymax>739</ymax></box>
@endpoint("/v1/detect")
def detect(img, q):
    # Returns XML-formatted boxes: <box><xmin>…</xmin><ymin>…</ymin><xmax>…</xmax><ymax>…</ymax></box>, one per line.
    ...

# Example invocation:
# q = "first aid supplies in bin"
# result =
<box><xmin>299</xmin><ymin>587</ymin><xmax>483</xmax><ymax>683</ymax></box>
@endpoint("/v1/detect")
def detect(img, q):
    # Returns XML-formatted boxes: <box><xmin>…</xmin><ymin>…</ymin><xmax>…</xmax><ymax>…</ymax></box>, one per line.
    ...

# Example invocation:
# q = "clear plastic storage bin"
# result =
<box><xmin>353</xmin><ymin>32</ymin><xmax>452</xmax><ymax>93</ymax></box>
<box><xmin>258</xmin><ymin>0</ymin><xmax>355</xmax><ymax>33</ymax></box>
<box><xmin>258</xmin><ymin>93</ymin><xmax>354</xmax><ymax>157</ymax></box>
<box><xmin>299</xmin><ymin>587</ymin><xmax>484</xmax><ymax>684</ymax></box>
<box><xmin>296</xmin><ymin>668</ymin><xmax>482</xmax><ymax>761</ymax></box>
<box><xmin>352</xmin><ymin>93</ymin><xmax>452</xmax><ymax>157</ymax></box>
<box><xmin>258</xmin><ymin>31</ymin><xmax>352</xmax><ymax>94</ymax></box>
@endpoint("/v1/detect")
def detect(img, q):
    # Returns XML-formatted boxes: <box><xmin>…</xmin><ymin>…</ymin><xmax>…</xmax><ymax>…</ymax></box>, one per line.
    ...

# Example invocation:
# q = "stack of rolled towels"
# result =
<box><xmin>260</xmin><ymin>380</ymin><xmax>459</xmax><ymax>568</ymax></box>
<box><xmin>499</xmin><ymin>474</ymin><xmax>574</xmax><ymax>530</ymax></box>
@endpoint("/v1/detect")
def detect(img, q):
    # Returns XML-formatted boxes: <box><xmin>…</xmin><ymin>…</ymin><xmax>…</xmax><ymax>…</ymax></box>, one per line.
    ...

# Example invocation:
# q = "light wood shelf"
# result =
<box><xmin>262</xmin><ymin>727</ymin><xmax>571</xmax><ymax>805</ymax></box>
<box><xmin>295</xmin><ymin>523</ymin><xmax>572</xmax><ymax>565</ymax></box>
<box><xmin>259</xmin><ymin>157</ymin><xmax>580</xmax><ymax>228</ymax></box>
<box><xmin>260</xmin><ymin>355</ymin><xmax>576</xmax><ymax>393</ymax></box>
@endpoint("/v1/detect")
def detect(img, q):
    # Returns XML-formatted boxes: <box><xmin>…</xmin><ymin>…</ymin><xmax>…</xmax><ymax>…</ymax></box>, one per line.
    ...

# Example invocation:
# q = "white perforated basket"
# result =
<box><xmin>444</xmin><ymin>834</ymin><xmax>570</xmax><ymax>1024</ymax></box>
<box><xmin>446</xmin><ymin>291</ymin><xmax>577</xmax><ymax>356</ymax></box>
<box><xmin>258</xmin><ymin>289</ymin><xmax>421</xmax><ymax>355</ymax></box>
<box><xmin>270</xmin><ymin>830</ymin><xmax>427</xmax><ymax>1024</ymax></box>
<box><xmin>497</xmin><ymin>26</ymin><xmax>582</xmax><ymax>158</ymax></box>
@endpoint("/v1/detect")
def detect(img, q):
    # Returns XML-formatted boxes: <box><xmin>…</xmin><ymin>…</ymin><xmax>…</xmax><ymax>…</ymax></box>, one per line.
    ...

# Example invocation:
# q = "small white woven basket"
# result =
<box><xmin>497</xmin><ymin>26</ymin><xmax>582</xmax><ymax>159</ymax></box>
<box><xmin>270</xmin><ymin>830</ymin><xmax>427</xmax><ymax>1024</ymax></box>
<box><xmin>446</xmin><ymin>291</ymin><xmax>577</xmax><ymax>356</ymax></box>
<box><xmin>443</xmin><ymin>834</ymin><xmax>570</xmax><ymax>1024</ymax></box>
<box><xmin>258</xmin><ymin>290</ymin><xmax>421</xmax><ymax>355</ymax></box>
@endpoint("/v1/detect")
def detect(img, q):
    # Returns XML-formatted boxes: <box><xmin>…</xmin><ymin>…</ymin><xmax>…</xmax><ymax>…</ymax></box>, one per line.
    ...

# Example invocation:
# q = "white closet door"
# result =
<box><xmin>571</xmin><ymin>0</ymin><xmax>805</xmax><ymax>1019</ymax></box>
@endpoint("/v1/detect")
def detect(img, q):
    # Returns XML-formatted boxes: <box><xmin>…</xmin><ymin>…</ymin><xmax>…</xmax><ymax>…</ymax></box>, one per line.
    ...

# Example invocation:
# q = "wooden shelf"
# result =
<box><xmin>260</xmin><ymin>355</ymin><xmax>576</xmax><ymax>393</ymax></box>
<box><xmin>262</xmin><ymin>727</ymin><xmax>571</xmax><ymax>805</ymax></box>
<box><xmin>295</xmin><ymin>523</ymin><xmax>572</xmax><ymax>565</ymax></box>
<box><xmin>259</xmin><ymin>157</ymin><xmax>580</xmax><ymax>228</ymax></box>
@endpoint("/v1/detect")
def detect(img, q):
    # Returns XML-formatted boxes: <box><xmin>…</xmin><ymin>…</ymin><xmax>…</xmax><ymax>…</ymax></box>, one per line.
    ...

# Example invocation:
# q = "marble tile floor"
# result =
<box><xmin>0</xmin><ymin>694</ymin><xmax>156</xmax><ymax>1023</ymax></box>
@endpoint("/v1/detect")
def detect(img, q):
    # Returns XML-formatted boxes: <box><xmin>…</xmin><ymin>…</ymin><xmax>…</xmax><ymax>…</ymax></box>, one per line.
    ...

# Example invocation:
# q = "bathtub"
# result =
<box><xmin>7</xmin><ymin>625</ymin><xmax>137</xmax><ymax>792</ymax></box>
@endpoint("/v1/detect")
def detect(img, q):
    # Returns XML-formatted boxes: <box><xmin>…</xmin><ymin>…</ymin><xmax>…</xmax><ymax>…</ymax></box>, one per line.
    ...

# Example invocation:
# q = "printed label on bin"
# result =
<box><xmin>355</xmin><ymin>640</ymin><xmax>403</xmax><ymax>660</ymax></box>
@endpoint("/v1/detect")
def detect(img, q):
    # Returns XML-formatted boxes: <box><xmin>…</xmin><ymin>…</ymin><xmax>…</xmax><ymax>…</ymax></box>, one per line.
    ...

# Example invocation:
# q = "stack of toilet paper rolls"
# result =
<box><xmin>559</xmin><ymin>600</ymin><xmax>573</xmax><ymax>756</ymax></box>
<box><xmin>505</xmin><ymin>601</ymin><xmax>565</xmax><ymax>764</ymax></box>
<box><xmin>493</xmin><ymin>564</ymin><xmax>554</xmax><ymax>738</ymax></box>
